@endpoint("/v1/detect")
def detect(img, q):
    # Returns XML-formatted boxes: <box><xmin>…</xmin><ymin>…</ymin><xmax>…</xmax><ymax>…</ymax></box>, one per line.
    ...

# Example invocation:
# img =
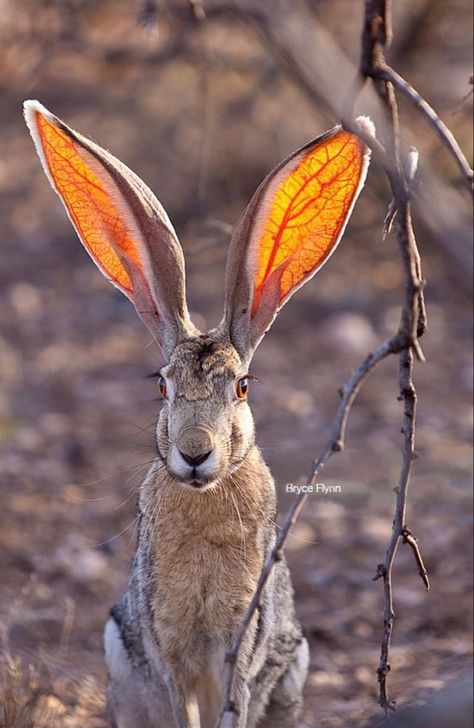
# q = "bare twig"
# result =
<box><xmin>220</xmin><ymin>331</ymin><xmax>413</xmax><ymax>724</ymax></box>
<box><xmin>451</xmin><ymin>75</ymin><xmax>474</xmax><ymax>116</ymax></box>
<box><xmin>155</xmin><ymin>0</ymin><xmax>474</xmax><ymax>721</ymax></box>
<box><xmin>360</xmin><ymin>0</ymin><xmax>431</xmax><ymax>714</ymax></box>
<box><xmin>369</xmin><ymin>65</ymin><xmax>474</xmax><ymax>193</ymax></box>
<box><xmin>171</xmin><ymin>0</ymin><xmax>472</xmax><ymax>195</ymax></box>
<box><xmin>402</xmin><ymin>527</ymin><xmax>430</xmax><ymax>590</ymax></box>
<box><xmin>217</xmin><ymin>0</ymin><xmax>441</xmax><ymax>722</ymax></box>
<box><xmin>187</xmin><ymin>0</ymin><xmax>206</xmax><ymax>22</ymax></box>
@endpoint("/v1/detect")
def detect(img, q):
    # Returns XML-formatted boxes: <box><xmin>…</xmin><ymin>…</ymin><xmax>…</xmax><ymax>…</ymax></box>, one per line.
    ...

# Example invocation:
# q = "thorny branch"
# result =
<box><xmin>359</xmin><ymin>0</ymin><xmax>431</xmax><ymax>714</ymax></box>
<box><xmin>220</xmin><ymin>335</ymin><xmax>405</xmax><ymax>725</ymax></box>
<box><xmin>136</xmin><ymin>0</ymin><xmax>467</xmax><ymax>723</ymax></box>
<box><xmin>369</xmin><ymin>65</ymin><xmax>474</xmax><ymax>193</ymax></box>
<box><xmin>215</xmin><ymin>0</ymin><xmax>471</xmax><ymax>721</ymax></box>
<box><xmin>180</xmin><ymin>0</ymin><xmax>472</xmax><ymax>195</ymax></box>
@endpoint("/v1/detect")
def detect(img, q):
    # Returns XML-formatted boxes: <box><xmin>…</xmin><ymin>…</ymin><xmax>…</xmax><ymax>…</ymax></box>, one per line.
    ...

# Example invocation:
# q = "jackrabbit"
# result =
<box><xmin>24</xmin><ymin>100</ymin><xmax>373</xmax><ymax>728</ymax></box>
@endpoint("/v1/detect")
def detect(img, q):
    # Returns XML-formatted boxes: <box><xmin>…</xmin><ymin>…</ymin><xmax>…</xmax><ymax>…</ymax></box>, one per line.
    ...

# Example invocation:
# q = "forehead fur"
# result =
<box><xmin>165</xmin><ymin>335</ymin><xmax>242</xmax><ymax>400</ymax></box>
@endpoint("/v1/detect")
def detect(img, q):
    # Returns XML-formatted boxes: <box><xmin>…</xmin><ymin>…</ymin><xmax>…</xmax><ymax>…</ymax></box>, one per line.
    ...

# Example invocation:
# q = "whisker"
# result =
<box><xmin>92</xmin><ymin>513</ymin><xmax>141</xmax><ymax>548</ymax></box>
<box><xmin>68</xmin><ymin>493</ymin><xmax>113</xmax><ymax>503</ymax></box>
<box><xmin>229</xmin><ymin>489</ymin><xmax>249</xmax><ymax>580</ymax></box>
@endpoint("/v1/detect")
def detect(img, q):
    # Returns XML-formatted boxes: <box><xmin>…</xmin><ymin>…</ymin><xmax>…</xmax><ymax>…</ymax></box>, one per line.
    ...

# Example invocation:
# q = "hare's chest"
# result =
<box><xmin>148</xmin><ymin>518</ymin><xmax>263</xmax><ymax>674</ymax></box>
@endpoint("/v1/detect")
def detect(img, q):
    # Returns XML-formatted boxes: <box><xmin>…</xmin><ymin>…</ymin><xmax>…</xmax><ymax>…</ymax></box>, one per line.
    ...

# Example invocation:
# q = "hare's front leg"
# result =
<box><xmin>166</xmin><ymin>677</ymin><xmax>201</xmax><ymax>728</ymax></box>
<box><xmin>104</xmin><ymin>615</ymin><xmax>175</xmax><ymax>727</ymax></box>
<box><xmin>219</xmin><ymin>684</ymin><xmax>251</xmax><ymax>728</ymax></box>
<box><xmin>104</xmin><ymin>618</ymin><xmax>152</xmax><ymax>728</ymax></box>
<box><xmin>260</xmin><ymin>637</ymin><xmax>309</xmax><ymax>728</ymax></box>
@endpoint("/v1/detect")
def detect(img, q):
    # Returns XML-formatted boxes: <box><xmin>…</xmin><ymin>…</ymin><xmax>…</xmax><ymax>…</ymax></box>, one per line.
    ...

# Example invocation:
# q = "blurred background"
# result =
<box><xmin>0</xmin><ymin>1</ymin><xmax>472</xmax><ymax>726</ymax></box>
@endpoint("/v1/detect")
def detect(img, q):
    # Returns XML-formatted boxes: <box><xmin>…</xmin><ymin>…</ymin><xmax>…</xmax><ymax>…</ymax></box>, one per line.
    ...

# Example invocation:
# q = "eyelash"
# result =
<box><xmin>148</xmin><ymin>371</ymin><xmax>164</xmax><ymax>379</ymax></box>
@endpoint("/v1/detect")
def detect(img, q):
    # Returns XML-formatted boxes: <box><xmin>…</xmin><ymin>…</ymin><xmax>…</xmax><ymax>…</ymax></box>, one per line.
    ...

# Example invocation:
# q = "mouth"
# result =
<box><xmin>162</xmin><ymin>448</ymin><xmax>221</xmax><ymax>491</ymax></box>
<box><xmin>189</xmin><ymin>478</ymin><xmax>206</xmax><ymax>489</ymax></box>
<box><xmin>181</xmin><ymin>468</ymin><xmax>219</xmax><ymax>491</ymax></box>
<box><xmin>165</xmin><ymin>464</ymin><xmax>217</xmax><ymax>491</ymax></box>
<box><xmin>177</xmin><ymin>479</ymin><xmax>216</xmax><ymax>492</ymax></box>
<box><xmin>185</xmin><ymin>471</ymin><xmax>217</xmax><ymax>490</ymax></box>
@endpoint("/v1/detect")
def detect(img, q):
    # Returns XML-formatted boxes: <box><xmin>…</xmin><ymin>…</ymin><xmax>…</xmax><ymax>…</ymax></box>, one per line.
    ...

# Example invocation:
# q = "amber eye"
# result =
<box><xmin>158</xmin><ymin>376</ymin><xmax>167</xmax><ymax>398</ymax></box>
<box><xmin>236</xmin><ymin>378</ymin><xmax>249</xmax><ymax>399</ymax></box>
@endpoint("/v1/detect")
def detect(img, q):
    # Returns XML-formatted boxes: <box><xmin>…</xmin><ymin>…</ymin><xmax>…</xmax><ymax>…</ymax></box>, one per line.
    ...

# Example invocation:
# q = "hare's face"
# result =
<box><xmin>155</xmin><ymin>335</ymin><xmax>255</xmax><ymax>490</ymax></box>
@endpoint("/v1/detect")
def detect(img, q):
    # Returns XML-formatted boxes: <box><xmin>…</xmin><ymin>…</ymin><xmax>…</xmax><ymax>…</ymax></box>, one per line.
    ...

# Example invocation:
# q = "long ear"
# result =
<box><xmin>23</xmin><ymin>100</ymin><xmax>196</xmax><ymax>358</ymax></box>
<box><xmin>220</xmin><ymin>117</ymin><xmax>374</xmax><ymax>361</ymax></box>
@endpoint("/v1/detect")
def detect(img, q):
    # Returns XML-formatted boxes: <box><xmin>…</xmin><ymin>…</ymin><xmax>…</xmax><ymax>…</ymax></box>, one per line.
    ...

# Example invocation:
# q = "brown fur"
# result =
<box><xmin>106</xmin><ymin>335</ymin><xmax>284</xmax><ymax>726</ymax></box>
<box><xmin>143</xmin><ymin>452</ymin><xmax>274</xmax><ymax>676</ymax></box>
<box><xmin>23</xmin><ymin>102</ymin><xmax>373</xmax><ymax>726</ymax></box>
<box><xmin>103</xmin><ymin>335</ymin><xmax>307</xmax><ymax>728</ymax></box>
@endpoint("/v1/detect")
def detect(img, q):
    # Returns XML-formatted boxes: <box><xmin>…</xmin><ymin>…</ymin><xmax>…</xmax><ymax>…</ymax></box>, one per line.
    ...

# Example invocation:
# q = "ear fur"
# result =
<box><xmin>23</xmin><ymin>100</ymin><xmax>197</xmax><ymax>357</ymax></box>
<box><xmin>219</xmin><ymin>117</ymin><xmax>374</xmax><ymax>361</ymax></box>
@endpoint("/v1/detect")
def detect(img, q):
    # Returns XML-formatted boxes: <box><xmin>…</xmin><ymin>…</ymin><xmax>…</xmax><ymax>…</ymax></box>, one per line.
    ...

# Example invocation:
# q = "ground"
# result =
<box><xmin>0</xmin><ymin>1</ymin><xmax>472</xmax><ymax>726</ymax></box>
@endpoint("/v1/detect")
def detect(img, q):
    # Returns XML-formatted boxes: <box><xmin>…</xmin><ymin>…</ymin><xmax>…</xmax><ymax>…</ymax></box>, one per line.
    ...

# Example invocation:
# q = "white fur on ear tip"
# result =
<box><xmin>354</xmin><ymin>115</ymin><xmax>376</xmax><ymax>139</ymax></box>
<box><xmin>23</xmin><ymin>99</ymin><xmax>62</xmax><ymax>195</ymax></box>
<box><xmin>23</xmin><ymin>99</ymin><xmax>57</xmax><ymax>130</ymax></box>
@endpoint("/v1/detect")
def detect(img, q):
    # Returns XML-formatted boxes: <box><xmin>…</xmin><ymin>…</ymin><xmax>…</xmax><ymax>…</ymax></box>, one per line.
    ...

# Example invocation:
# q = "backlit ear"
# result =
<box><xmin>23</xmin><ymin>100</ymin><xmax>197</xmax><ymax>357</ymax></box>
<box><xmin>221</xmin><ymin>117</ymin><xmax>374</xmax><ymax>361</ymax></box>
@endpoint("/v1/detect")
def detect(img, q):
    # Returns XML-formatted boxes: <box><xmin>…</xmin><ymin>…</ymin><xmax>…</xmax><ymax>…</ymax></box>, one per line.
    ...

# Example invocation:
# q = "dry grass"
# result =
<box><xmin>0</xmin><ymin>1</ymin><xmax>472</xmax><ymax>726</ymax></box>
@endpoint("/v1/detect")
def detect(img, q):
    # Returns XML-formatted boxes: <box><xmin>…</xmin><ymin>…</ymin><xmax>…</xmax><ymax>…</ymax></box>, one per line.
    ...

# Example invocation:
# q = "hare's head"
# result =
<box><xmin>24</xmin><ymin>101</ymin><xmax>373</xmax><ymax>490</ymax></box>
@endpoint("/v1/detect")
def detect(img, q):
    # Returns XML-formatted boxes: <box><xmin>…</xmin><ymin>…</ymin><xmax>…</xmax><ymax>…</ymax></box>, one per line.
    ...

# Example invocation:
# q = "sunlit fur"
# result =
<box><xmin>24</xmin><ymin>101</ymin><xmax>372</xmax><ymax>728</ymax></box>
<box><xmin>156</xmin><ymin>334</ymin><xmax>255</xmax><ymax>491</ymax></box>
<box><xmin>105</xmin><ymin>333</ymin><xmax>308</xmax><ymax>727</ymax></box>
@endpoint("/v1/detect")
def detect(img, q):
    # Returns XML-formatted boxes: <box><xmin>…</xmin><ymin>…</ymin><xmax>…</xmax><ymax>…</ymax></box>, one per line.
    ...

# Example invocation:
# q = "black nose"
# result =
<box><xmin>179</xmin><ymin>450</ymin><xmax>212</xmax><ymax>467</ymax></box>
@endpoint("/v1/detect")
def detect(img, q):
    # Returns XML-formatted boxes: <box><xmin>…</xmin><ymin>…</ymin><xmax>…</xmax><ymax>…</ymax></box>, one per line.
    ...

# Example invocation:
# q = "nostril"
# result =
<box><xmin>179</xmin><ymin>450</ymin><xmax>212</xmax><ymax>467</ymax></box>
